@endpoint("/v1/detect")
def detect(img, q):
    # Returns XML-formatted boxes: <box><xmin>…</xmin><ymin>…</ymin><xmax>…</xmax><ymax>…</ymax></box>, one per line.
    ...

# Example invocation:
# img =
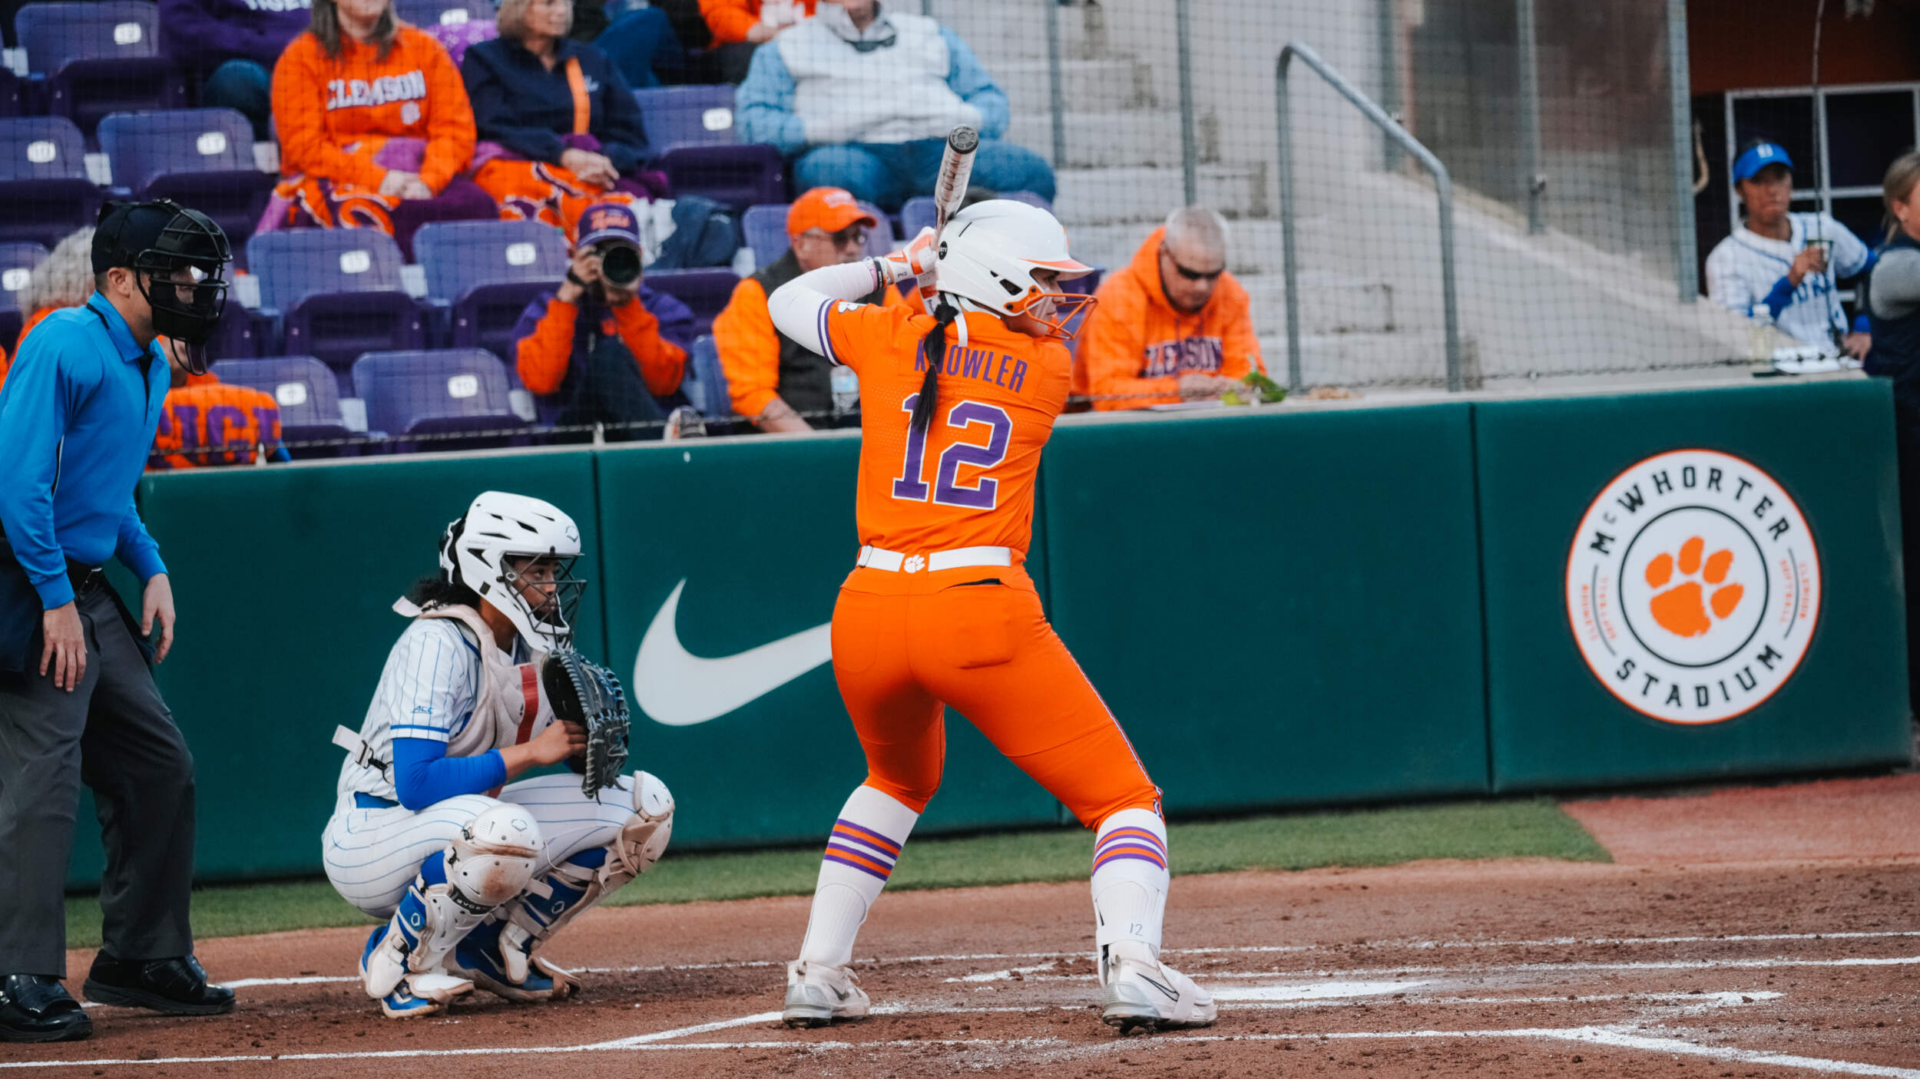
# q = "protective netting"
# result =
<box><xmin>0</xmin><ymin>0</ymin><xmax>1911</xmax><ymax>464</ymax></box>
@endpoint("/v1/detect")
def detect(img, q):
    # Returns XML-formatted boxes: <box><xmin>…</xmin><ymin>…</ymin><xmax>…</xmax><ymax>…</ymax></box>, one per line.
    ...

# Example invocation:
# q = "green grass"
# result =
<box><xmin>63</xmin><ymin>798</ymin><xmax>1607</xmax><ymax>950</ymax></box>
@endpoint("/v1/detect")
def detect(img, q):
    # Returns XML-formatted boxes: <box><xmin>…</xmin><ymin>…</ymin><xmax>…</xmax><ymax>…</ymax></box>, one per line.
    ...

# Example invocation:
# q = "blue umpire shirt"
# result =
<box><xmin>0</xmin><ymin>293</ymin><xmax>170</xmax><ymax>615</ymax></box>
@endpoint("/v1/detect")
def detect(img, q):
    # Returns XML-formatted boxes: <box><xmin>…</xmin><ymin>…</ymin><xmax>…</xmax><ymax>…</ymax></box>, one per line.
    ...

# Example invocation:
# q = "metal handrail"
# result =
<box><xmin>1276</xmin><ymin>41</ymin><xmax>1462</xmax><ymax>392</ymax></box>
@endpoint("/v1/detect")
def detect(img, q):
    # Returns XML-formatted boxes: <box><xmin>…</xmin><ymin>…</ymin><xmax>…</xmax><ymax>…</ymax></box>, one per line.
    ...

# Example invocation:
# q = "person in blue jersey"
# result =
<box><xmin>0</xmin><ymin>201</ymin><xmax>237</xmax><ymax>1042</ymax></box>
<box><xmin>320</xmin><ymin>491</ymin><xmax>676</xmax><ymax>1019</ymax></box>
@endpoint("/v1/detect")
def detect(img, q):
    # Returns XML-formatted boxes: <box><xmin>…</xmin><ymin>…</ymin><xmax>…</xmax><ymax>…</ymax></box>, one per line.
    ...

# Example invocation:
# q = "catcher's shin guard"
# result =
<box><xmin>492</xmin><ymin>772</ymin><xmax>674</xmax><ymax>989</ymax></box>
<box><xmin>362</xmin><ymin>805</ymin><xmax>542</xmax><ymax>1001</ymax></box>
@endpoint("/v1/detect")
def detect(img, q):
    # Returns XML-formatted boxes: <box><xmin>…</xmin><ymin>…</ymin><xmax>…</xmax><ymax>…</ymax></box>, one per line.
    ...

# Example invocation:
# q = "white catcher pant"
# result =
<box><xmin>321</xmin><ymin>773</ymin><xmax>642</xmax><ymax>917</ymax></box>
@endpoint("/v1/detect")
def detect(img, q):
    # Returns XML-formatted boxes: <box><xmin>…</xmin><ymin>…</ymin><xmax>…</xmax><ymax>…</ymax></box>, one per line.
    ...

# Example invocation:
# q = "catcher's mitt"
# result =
<box><xmin>542</xmin><ymin>649</ymin><xmax>631</xmax><ymax>800</ymax></box>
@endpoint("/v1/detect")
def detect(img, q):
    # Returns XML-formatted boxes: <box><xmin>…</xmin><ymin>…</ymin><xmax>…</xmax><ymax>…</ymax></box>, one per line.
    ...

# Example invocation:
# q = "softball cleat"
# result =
<box><xmin>1099</xmin><ymin>945</ymin><xmax>1216</xmax><ymax>1034</ymax></box>
<box><xmin>378</xmin><ymin>973</ymin><xmax>472</xmax><ymax>1019</ymax></box>
<box><xmin>781</xmin><ymin>960</ymin><xmax>870</xmax><ymax>1028</ymax></box>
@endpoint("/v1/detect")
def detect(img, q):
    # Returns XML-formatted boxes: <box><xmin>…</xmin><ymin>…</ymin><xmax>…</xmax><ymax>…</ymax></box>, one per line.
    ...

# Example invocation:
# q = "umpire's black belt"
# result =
<box><xmin>66</xmin><ymin>560</ymin><xmax>105</xmax><ymax>598</ymax></box>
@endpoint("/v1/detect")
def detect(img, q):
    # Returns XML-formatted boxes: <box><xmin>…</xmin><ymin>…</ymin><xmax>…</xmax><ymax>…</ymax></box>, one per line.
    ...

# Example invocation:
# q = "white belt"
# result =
<box><xmin>858</xmin><ymin>544</ymin><xmax>1012</xmax><ymax>574</ymax></box>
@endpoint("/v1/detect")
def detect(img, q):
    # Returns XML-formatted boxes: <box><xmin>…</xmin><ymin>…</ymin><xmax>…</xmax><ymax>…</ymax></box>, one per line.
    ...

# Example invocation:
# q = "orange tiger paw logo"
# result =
<box><xmin>1645</xmin><ymin>536</ymin><xmax>1744</xmax><ymax>637</ymax></box>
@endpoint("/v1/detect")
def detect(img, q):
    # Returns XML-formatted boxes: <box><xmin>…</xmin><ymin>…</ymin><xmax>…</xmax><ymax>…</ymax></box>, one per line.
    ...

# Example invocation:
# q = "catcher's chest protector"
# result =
<box><xmin>416</xmin><ymin>605</ymin><xmax>555</xmax><ymax>758</ymax></box>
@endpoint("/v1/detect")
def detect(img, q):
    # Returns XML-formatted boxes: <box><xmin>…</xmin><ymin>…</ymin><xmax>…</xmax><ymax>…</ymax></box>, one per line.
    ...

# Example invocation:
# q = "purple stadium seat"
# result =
<box><xmin>413</xmin><ymin>219</ymin><xmax>569</xmax><ymax>363</ymax></box>
<box><xmin>857</xmin><ymin>199</ymin><xmax>895</xmax><ymax>255</ymax></box>
<box><xmin>655</xmin><ymin>143</ymin><xmax>785</xmax><ymax>211</ymax></box>
<box><xmin>210</xmin><ymin>356</ymin><xmax>353</xmax><ymax>444</ymax></box>
<box><xmin>0</xmin><ymin>116</ymin><xmax>102</xmax><ymax>249</ymax></box>
<box><xmin>352</xmin><ymin>348</ymin><xmax>527</xmax><ymax>439</ymax></box>
<box><xmin>0</xmin><ymin>241</ymin><xmax>47</xmax><ymax>349</ymax></box>
<box><xmin>741</xmin><ymin>203</ymin><xmax>788</xmax><ymax>267</ymax></box>
<box><xmin>98</xmin><ymin>109</ymin><xmax>275</xmax><ymax>266</ymax></box>
<box><xmin>682</xmin><ymin>334</ymin><xmax>732</xmax><ymax>420</ymax></box>
<box><xmin>201</xmin><ymin>294</ymin><xmax>263</xmax><ymax>364</ymax></box>
<box><xmin>633</xmin><ymin>85</ymin><xmax>738</xmax><ymax>151</ymax></box>
<box><xmin>395</xmin><ymin>0</ymin><xmax>495</xmax><ymax>29</ymax></box>
<box><xmin>247</xmin><ymin>230</ymin><xmax>426</xmax><ymax>389</ymax></box>
<box><xmin>17</xmin><ymin>3</ymin><xmax>186</xmax><ymax>139</ymax></box>
<box><xmin>647</xmin><ymin>267</ymin><xmax>737</xmax><ymax>335</ymax></box>
<box><xmin>0</xmin><ymin>68</ymin><xmax>21</xmax><ymax>118</ymax></box>
<box><xmin>900</xmin><ymin>196</ymin><xmax>936</xmax><ymax>242</ymax></box>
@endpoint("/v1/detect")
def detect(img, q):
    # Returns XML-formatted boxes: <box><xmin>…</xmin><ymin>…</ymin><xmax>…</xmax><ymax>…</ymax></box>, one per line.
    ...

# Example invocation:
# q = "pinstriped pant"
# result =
<box><xmin>320</xmin><ymin>773</ymin><xmax>641</xmax><ymax>917</ymax></box>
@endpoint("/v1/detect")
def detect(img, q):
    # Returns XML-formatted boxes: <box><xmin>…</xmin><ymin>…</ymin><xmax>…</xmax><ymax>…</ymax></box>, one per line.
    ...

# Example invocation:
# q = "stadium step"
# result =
<box><xmin>1052</xmin><ymin>165</ymin><xmax>1267</xmax><ymax>225</ymax></box>
<box><xmin>993</xmin><ymin>58</ymin><xmax>1153</xmax><ymax>114</ymax></box>
<box><xmin>1068</xmin><ymin>219</ymin><xmax>1289</xmax><ymax>276</ymax></box>
<box><xmin>1239</xmin><ymin>273</ymin><xmax>1394</xmax><ymax>337</ymax></box>
<box><xmin>932</xmin><ymin>0</ymin><xmax>1109</xmax><ymax>61</ymax></box>
<box><xmin>1008</xmin><ymin>109</ymin><xmax>1196</xmax><ymax>169</ymax></box>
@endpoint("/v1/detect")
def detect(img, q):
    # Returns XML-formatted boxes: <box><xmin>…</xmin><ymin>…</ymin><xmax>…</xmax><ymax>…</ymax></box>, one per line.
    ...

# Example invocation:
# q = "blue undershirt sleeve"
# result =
<box><xmin>1762</xmin><ymin>275</ymin><xmax>1797</xmax><ymax>320</ymax></box>
<box><xmin>391</xmin><ymin>736</ymin><xmax>507</xmax><ymax>810</ymax></box>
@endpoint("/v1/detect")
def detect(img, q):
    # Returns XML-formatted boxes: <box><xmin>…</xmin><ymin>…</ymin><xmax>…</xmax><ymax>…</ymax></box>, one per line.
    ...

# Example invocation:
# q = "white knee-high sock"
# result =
<box><xmin>797</xmin><ymin>785</ymin><xmax>920</xmax><ymax>968</ymax></box>
<box><xmin>1090</xmin><ymin>808</ymin><xmax>1170</xmax><ymax>980</ymax></box>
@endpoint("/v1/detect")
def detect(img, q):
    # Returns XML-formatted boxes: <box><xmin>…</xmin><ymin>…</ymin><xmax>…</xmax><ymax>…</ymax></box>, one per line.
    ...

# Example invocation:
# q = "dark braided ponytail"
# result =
<box><xmin>910</xmin><ymin>300</ymin><xmax>961</xmax><ymax>434</ymax></box>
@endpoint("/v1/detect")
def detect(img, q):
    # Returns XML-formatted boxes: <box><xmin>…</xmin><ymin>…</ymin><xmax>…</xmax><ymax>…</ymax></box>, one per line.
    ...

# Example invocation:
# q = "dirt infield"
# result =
<box><xmin>9</xmin><ymin>782</ymin><xmax>1920</xmax><ymax>1077</ymax></box>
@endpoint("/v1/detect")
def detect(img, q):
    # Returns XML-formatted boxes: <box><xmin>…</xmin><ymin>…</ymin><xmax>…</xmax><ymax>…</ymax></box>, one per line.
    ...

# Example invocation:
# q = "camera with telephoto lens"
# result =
<box><xmin>597</xmin><ymin>240</ymin><xmax>642</xmax><ymax>287</ymax></box>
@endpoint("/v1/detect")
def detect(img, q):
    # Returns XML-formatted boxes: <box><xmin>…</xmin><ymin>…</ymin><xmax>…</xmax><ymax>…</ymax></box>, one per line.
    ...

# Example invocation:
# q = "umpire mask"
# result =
<box><xmin>94</xmin><ymin>200</ymin><xmax>232</xmax><ymax>369</ymax></box>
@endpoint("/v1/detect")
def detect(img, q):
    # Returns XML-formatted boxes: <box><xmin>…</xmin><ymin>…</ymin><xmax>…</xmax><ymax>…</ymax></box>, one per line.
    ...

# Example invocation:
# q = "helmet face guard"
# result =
<box><xmin>497</xmin><ymin>553</ymin><xmax>589</xmax><ymax>651</ymax></box>
<box><xmin>1007</xmin><ymin>287</ymin><xmax>1097</xmax><ymax>341</ymax></box>
<box><xmin>103</xmin><ymin>202</ymin><xmax>232</xmax><ymax>366</ymax></box>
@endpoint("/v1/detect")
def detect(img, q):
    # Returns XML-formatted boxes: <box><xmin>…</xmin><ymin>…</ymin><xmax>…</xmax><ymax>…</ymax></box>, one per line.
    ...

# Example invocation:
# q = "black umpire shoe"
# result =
<box><xmin>83</xmin><ymin>954</ymin><xmax>235</xmax><ymax>1016</ymax></box>
<box><xmin>0</xmin><ymin>974</ymin><xmax>93</xmax><ymax>1042</ymax></box>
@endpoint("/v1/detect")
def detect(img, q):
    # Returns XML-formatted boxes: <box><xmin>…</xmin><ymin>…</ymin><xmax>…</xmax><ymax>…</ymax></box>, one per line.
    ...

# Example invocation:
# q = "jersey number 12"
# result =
<box><xmin>890</xmin><ymin>394</ymin><xmax>1012</xmax><ymax>510</ymax></box>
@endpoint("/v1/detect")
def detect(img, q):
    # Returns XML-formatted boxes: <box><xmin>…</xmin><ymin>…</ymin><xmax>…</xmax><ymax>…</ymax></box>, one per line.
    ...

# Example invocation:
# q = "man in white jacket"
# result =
<box><xmin>736</xmin><ymin>0</ymin><xmax>1055</xmax><ymax>212</ymax></box>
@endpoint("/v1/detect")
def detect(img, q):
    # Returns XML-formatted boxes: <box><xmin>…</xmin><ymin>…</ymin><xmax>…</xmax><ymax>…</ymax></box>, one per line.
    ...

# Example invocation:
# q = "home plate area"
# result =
<box><xmin>10</xmin><ymin>859</ymin><xmax>1918</xmax><ymax>1077</ymax></box>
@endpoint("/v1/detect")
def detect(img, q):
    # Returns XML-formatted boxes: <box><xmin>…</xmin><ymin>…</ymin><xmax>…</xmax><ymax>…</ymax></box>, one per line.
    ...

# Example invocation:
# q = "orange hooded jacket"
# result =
<box><xmin>1071</xmin><ymin>226</ymin><xmax>1264</xmax><ymax>411</ymax></box>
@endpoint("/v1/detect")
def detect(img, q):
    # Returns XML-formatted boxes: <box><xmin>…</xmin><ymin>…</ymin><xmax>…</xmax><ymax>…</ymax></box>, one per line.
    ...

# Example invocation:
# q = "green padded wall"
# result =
<box><xmin>1039</xmin><ymin>405</ymin><xmax>1493</xmax><ymax>812</ymax></box>
<box><xmin>1476</xmin><ymin>379</ymin><xmax>1910</xmax><ymax>789</ymax></box>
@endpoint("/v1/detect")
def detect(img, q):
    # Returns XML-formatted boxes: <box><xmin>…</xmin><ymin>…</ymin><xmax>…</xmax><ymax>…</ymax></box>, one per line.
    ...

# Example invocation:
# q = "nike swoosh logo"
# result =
<box><xmin>632</xmin><ymin>580</ymin><xmax>831</xmax><ymax>726</ymax></box>
<box><xmin>1139</xmin><ymin>974</ymin><xmax>1181</xmax><ymax>1003</ymax></box>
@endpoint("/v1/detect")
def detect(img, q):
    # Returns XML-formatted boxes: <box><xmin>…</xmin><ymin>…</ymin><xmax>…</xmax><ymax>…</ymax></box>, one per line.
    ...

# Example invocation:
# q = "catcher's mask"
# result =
<box><xmin>438</xmin><ymin>491</ymin><xmax>588</xmax><ymax>652</ymax></box>
<box><xmin>93</xmin><ymin>199</ymin><xmax>232</xmax><ymax>369</ymax></box>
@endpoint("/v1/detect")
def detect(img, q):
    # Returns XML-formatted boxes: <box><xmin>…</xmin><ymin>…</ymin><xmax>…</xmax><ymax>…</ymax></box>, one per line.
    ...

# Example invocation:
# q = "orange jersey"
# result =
<box><xmin>150</xmin><ymin>378</ymin><xmax>283</xmax><ymax>469</ymax></box>
<box><xmin>271</xmin><ymin>28</ymin><xmax>476</xmax><ymax>193</ymax></box>
<box><xmin>823</xmin><ymin>302</ymin><xmax>1071</xmax><ymax>574</ymax></box>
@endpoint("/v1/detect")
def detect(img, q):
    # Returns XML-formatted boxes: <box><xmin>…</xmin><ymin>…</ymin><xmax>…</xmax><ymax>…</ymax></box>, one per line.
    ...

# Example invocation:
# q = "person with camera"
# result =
<box><xmin>512</xmin><ymin>201</ymin><xmax>699</xmax><ymax>437</ymax></box>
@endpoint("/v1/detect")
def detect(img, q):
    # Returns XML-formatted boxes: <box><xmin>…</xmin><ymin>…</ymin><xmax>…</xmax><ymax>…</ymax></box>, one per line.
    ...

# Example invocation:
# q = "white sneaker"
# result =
<box><xmin>781</xmin><ymin>960</ymin><xmax>870</xmax><ymax>1028</ymax></box>
<box><xmin>1100</xmin><ymin>945</ymin><xmax>1216</xmax><ymax>1033</ymax></box>
<box><xmin>378</xmin><ymin>973</ymin><xmax>473</xmax><ymax>1019</ymax></box>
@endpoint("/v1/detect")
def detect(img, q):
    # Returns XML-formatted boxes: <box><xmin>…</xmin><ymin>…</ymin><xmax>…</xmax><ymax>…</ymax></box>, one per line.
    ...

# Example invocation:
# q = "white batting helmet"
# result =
<box><xmin>439</xmin><ymin>491</ymin><xmax>585</xmax><ymax>653</ymax></box>
<box><xmin>933</xmin><ymin>200</ymin><xmax>1096</xmax><ymax>338</ymax></box>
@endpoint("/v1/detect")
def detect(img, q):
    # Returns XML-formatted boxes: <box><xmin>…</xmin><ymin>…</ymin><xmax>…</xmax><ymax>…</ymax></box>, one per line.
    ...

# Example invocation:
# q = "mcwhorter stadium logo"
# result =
<box><xmin>1566</xmin><ymin>449</ymin><xmax>1819</xmax><ymax>725</ymax></box>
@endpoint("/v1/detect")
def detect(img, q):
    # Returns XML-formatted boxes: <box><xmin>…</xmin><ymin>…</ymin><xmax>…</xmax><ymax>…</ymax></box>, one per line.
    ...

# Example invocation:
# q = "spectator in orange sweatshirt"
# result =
<box><xmin>511</xmin><ymin>200</ymin><xmax>699</xmax><ymax>437</ymax></box>
<box><xmin>265</xmin><ymin>0</ymin><xmax>498</xmax><ymax>258</ymax></box>
<box><xmin>1072</xmin><ymin>206</ymin><xmax>1265</xmax><ymax>411</ymax></box>
<box><xmin>701</xmin><ymin>0</ymin><xmax>817</xmax><ymax>82</ymax></box>
<box><xmin>149</xmin><ymin>342</ymin><xmax>290</xmax><ymax>470</ymax></box>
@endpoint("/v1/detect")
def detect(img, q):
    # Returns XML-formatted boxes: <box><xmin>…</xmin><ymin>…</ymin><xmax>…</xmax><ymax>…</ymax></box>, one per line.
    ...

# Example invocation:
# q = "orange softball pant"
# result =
<box><xmin>829</xmin><ymin>580</ymin><xmax>1160</xmax><ymax>828</ymax></box>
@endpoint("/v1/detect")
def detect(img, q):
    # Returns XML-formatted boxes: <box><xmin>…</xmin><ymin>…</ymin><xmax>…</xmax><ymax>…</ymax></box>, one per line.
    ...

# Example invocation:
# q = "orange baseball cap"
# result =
<box><xmin>787</xmin><ymin>187</ymin><xmax>877</xmax><ymax>237</ymax></box>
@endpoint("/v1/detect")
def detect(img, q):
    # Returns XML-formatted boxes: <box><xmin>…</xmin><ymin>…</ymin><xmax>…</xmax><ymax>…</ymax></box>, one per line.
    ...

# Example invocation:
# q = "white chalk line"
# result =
<box><xmin>959</xmin><ymin>953</ymin><xmax>1920</xmax><ymax>983</ymax></box>
<box><xmin>13</xmin><ymin>991</ymin><xmax>1902</xmax><ymax>1075</ymax></box>
<box><xmin>192</xmin><ymin>928</ymin><xmax>1920</xmax><ymax>991</ymax></box>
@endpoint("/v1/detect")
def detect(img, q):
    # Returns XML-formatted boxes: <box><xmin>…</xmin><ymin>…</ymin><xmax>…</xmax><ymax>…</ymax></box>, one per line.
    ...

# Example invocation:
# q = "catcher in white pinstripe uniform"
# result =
<box><xmin>320</xmin><ymin>491</ymin><xmax>674</xmax><ymax>1019</ymax></box>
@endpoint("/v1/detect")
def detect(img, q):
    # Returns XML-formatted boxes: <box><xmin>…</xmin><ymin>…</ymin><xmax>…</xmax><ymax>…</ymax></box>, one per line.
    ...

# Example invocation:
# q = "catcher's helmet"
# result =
<box><xmin>438</xmin><ymin>491</ymin><xmax>587</xmax><ymax>653</ymax></box>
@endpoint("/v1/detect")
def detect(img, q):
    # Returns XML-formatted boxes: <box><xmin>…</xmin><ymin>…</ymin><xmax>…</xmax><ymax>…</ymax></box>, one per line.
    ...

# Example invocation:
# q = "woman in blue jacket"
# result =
<box><xmin>461</xmin><ymin>0</ymin><xmax>660</xmax><ymax>236</ymax></box>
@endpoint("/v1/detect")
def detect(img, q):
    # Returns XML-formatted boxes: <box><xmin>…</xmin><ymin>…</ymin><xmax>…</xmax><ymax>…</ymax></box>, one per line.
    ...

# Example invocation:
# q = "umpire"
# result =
<box><xmin>0</xmin><ymin>201</ymin><xmax>237</xmax><ymax>1042</ymax></box>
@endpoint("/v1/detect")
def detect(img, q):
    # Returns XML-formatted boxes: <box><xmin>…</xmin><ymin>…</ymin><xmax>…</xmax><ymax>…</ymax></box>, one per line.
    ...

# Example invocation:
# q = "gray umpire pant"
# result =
<box><xmin>0</xmin><ymin>584</ymin><xmax>196</xmax><ymax>977</ymax></box>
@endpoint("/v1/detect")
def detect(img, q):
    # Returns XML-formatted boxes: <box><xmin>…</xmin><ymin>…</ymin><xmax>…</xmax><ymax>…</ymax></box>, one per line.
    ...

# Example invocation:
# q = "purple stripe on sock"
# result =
<box><xmin>833</xmin><ymin>818</ymin><xmax>902</xmax><ymax>856</ymax></box>
<box><xmin>823</xmin><ymin>850</ymin><xmax>892</xmax><ymax>881</ymax></box>
<box><xmin>829</xmin><ymin>830</ymin><xmax>899</xmax><ymax>865</ymax></box>
<box><xmin>1097</xmin><ymin>828</ymin><xmax>1167</xmax><ymax>856</ymax></box>
<box><xmin>1092</xmin><ymin>850</ymin><xmax>1168</xmax><ymax>873</ymax></box>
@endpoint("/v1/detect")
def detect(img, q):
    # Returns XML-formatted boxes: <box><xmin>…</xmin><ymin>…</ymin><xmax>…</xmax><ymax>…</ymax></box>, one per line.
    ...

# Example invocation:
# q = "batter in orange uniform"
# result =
<box><xmin>766</xmin><ymin>200</ymin><xmax>1216</xmax><ymax>1034</ymax></box>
